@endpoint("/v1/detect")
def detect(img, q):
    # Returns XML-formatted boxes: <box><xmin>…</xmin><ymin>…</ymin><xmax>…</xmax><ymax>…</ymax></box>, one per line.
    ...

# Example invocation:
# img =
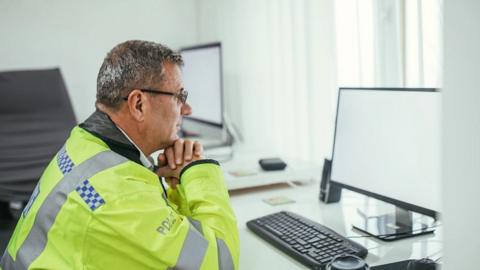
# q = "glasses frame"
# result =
<box><xmin>122</xmin><ymin>88</ymin><xmax>188</xmax><ymax>104</ymax></box>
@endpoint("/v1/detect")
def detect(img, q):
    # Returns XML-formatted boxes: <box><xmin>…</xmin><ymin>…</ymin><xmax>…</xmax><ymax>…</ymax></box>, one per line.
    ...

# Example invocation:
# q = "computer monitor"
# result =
<box><xmin>330</xmin><ymin>88</ymin><xmax>441</xmax><ymax>241</ymax></box>
<box><xmin>180</xmin><ymin>42</ymin><xmax>227</xmax><ymax>147</ymax></box>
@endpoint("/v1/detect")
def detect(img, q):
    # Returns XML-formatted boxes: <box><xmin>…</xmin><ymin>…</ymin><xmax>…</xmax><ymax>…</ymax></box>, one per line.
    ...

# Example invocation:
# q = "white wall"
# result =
<box><xmin>0</xmin><ymin>0</ymin><xmax>337</xmax><ymax>162</ymax></box>
<box><xmin>0</xmin><ymin>0</ymin><xmax>197</xmax><ymax>122</ymax></box>
<box><xmin>443</xmin><ymin>0</ymin><xmax>480</xmax><ymax>268</ymax></box>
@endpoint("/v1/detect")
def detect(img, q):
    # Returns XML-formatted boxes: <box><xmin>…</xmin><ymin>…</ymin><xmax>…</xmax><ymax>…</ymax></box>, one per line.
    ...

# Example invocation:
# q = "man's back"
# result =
<box><xmin>2</xmin><ymin>126</ymin><xmax>239</xmax><ymax>269</ymax></box>
<box><xmin>2</xmin><ymin>40</ymin><xmax>239</xmax><ymax>270</ymax></box>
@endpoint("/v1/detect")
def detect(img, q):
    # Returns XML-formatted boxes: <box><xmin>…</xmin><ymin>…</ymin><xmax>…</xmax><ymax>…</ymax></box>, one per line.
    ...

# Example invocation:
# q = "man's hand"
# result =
<box><xmin>164</xmin><ymin>139</ymin><xmax>203</xmax><ymax>169</ymax></box>
<box><xmin>157</xmin><ymin>139</ymin><xmax>203</xmax><ymax>189</ymax></box>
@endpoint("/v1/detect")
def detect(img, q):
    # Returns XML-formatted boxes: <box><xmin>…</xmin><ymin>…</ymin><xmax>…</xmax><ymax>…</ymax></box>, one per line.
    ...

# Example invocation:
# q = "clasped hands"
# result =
<box><xmin>156</xmin><ymin>139</ymin><xmax>203</xmax><ymax>189</ymax></box>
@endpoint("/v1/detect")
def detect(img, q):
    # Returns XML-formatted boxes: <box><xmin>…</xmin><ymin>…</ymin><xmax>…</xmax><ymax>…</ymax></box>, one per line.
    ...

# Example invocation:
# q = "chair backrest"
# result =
<box><xmin>0</xmin><ymin>68</ymin><xmax>76</xmax><ymax>202</ymax></box>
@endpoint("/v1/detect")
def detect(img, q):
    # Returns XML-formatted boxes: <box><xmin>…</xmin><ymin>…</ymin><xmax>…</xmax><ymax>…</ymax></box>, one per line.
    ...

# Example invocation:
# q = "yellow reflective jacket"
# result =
<box><xmin>1</xmin><ymin>126</ymin><xmax>239</xmax><ymax>270</ymax></box>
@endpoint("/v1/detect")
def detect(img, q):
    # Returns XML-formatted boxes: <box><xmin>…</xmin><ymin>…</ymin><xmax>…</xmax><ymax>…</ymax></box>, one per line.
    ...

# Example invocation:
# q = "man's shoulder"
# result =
<box><xmin>63</xmin><ymin>126</ymin><xmax>111</xmax><ymax>163</ymax></box>
<box><xmin>87</xmin><ymin>160</ymin><xmax>163</xmax><ymax>203</ymax></box>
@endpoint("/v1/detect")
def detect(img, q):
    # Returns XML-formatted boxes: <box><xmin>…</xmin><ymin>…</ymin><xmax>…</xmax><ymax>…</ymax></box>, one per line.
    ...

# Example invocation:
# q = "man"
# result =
<box><xmin>1</xmin><ymin>40</ymin><xmax>239</xmax><ymax>270</ymax></box>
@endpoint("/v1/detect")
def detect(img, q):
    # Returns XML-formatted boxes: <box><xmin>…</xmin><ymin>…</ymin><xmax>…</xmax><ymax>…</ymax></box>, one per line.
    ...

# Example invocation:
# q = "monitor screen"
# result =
<box><xmin>180</xmin><ymin>43</ymin><xmax>223</xmax><ymax>127</ymax></box>
<box><xmin>330</xmin><ymin>88</ymin><xmax>441</xmax><ymax>216</ymax></box>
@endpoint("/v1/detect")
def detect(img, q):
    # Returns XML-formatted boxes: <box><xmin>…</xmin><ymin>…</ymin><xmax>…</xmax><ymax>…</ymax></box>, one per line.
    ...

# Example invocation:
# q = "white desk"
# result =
<box><xmin>206</xmin><ymin>147</ymin><xmax>321</xmax><ymax>190</ymax></box>
<box><xmin>229</xmin><ymin>181</ymin><xmax>442</xmax><ymax>269</ymax></box>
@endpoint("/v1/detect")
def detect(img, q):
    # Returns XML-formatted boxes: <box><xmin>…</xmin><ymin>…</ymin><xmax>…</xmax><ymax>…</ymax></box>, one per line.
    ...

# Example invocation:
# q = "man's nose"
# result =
<box><xmin>181</xmin><ymin>102</ymin><xmax>192</xmax><ymax>116</ymax></box>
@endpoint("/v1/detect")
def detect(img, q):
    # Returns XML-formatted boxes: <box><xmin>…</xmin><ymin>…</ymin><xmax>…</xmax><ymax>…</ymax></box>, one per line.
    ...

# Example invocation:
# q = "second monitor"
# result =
<box><xmin>180</xmin><ymin>42</ymin><xmax>228</xmax><ymax>148</ymax></box>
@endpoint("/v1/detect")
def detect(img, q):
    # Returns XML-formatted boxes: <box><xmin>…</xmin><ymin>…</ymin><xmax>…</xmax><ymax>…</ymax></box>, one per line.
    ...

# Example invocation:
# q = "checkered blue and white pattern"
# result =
<box><xmin>57</xmin><ymin>148</ymin><xmax>75</xmax><ymax>174</ymax></box>
<box><xmin>76</xmin><ymin>179</ymin><xmax>105</xmax><ymax>211</ymax></box>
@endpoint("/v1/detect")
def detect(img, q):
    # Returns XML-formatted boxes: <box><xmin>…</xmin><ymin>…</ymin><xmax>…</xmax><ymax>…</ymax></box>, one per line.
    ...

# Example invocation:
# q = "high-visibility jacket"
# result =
<box><xmin>1</xmin><ymin>126</ymin><xmax>239</xmax><ymax>270</ymax></box>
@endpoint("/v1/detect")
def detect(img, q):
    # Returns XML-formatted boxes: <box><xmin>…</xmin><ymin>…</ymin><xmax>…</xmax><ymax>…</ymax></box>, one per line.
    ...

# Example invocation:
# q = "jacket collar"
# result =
<box><xmin>79</xmin><ymin>110</ymin><xmax>143</xmax><ymax>166</ymax></box>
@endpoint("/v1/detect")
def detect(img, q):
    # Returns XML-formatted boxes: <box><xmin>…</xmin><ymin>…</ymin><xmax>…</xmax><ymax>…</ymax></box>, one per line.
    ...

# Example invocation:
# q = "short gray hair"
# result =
<box><xmin>96</xmin><ymin>40</ymin><xmax>183</xmax><ymax>109</ymax></box>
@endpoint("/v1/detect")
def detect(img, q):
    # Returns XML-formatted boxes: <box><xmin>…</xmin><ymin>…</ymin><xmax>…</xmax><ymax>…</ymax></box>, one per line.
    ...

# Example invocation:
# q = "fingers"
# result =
<box><xmin>157</xmin><ymin>153</ymin><xmax>167</xmax><ymax>167</ymax></box>
<box><xmin>158</xmin><ymin>139</ymin><xmax>204</xmax><ymax>187</ymax></box>
<box><xmin>157</xmin><ymin>165</ymin><xmax>181</xmax><ymax>180</ymax></box>
<box><xmin>174</xmin><ymin>139</ymin><xmax>184</xmax><ymax>165</ymax></box>
<box><xmin>184</xmin><ymin>140</ymin><xmax>194</xmax><ymax>161</ymax></box>
<box><xmin>194</xmin><ymin>141</ymin><xmax>203</xmax><ymax>157</ymax></box>
<box><xmin>162</xmin><ymin>139</ymin><xmax>204</xmax><ymax>170</ymax></box>
<box><xmin>157</xmin><ymin>165</ymin><xmax>173</xmax><ymax>178</ymax></box>
<box><xmin>164</xmin><ymin>147</ymin><xmax>176</xmax><ymax>169</ymax></box>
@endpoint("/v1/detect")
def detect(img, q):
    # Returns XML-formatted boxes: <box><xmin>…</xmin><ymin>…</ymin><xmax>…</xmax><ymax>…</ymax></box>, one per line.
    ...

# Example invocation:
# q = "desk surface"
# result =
<box><xmin>214</xmin><ymin>149</ymin><xmax>321</xmax><ymax>190</ymax></box>
<box><xmin>229</xmin><ymin>181</ymin><xmax>442</xmax><ymax>269</ymax></box>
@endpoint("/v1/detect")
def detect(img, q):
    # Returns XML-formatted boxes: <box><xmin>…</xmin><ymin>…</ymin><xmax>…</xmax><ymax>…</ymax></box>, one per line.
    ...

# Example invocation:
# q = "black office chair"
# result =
<box><xmin>0</xmin><ymin>68</ymin><xmax>76</xmax><ymax>250</ymax></box>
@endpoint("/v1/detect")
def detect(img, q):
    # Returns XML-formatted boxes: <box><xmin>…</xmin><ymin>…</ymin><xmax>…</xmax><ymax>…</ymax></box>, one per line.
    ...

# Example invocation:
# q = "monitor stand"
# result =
<box><xmin>353</xmin><ymin>206</ymin><xmax>436</xmax><ymax>241</ymax></box>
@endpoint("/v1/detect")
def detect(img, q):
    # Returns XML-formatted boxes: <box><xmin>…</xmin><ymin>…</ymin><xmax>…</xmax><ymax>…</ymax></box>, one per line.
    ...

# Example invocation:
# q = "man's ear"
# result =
<box><xmin>126</xmin><ymin>89</ymin><xmax>146</xmax><ymax>121</ymax></box>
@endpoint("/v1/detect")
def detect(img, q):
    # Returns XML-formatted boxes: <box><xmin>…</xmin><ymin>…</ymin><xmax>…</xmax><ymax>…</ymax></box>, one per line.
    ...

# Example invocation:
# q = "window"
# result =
<box><xmin>335</xmin><ymin>0</ymin><xmax>443</xmax><ymax>88</ymax></box>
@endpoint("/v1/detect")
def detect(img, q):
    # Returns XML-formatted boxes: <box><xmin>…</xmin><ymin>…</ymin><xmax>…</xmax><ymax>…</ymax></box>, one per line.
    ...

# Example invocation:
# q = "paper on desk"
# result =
<box><xmin>263</xmin><ymin>196</ymin><xmax>296</xmax><ymax>206</ymax></box>
<box><xmin>228</xmin><ymin>169</ymin><xmax>258</xmax><ymax>177</ymax></box>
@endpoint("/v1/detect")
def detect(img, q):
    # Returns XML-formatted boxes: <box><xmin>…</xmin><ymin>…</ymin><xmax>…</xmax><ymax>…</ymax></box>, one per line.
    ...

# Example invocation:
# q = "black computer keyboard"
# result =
<box><xmin>247</xmin><ymin>211</ymin><xmax>368</xmax><ymax>270</ymax></box>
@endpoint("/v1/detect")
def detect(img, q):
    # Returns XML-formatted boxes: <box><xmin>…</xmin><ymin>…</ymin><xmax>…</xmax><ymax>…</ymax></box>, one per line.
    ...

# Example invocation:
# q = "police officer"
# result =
<box><xmin>1</xmin><ymin>40</ymin><xmax>239</xmax><ymax>270</ymax></box>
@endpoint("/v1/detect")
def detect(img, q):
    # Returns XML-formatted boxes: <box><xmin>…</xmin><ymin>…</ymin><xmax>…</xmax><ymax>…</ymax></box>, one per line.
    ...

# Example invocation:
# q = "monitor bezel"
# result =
<box><xmin>330</xmin><ymin>87</ymin><xmax>440</xmax><ymax>219</ymax></box>
<box><xmin>180</xmin><ymin>42</ymin><xmax>224</xmax><ymax>128</ymax></box>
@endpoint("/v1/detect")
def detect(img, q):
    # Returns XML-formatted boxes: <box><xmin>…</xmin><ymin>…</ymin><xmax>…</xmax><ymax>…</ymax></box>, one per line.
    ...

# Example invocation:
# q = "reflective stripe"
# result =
<box><xmin>0</xmin><ymin>251</ymin><xmax>13</xmax><ymax>270</ymax></box>
<box><xmin>188</xmin><ymin>218</ymin><xmax>234</xmax><ymax>270</ymax></box>
<box><xmin>169</xmin><ymin>219</ymin><xmax>234</xmax><ymax>270</ymax></box>
<box><xmin>216</xmin><ymin>238</ymin><xmax>234</xmax><ymax>270</ymax></box>
<box><xmin>169</xmin><ymin>223</ymin><xmax>208</xmax><ymax>270</ymax></box>
<box><xmin>188</xmin><ymin>218</ymin><xmax>203</xmax><ymax>235</ymax></box>
<box><xmin>0</xmin><ymin>150</ymin><xmax>128</xmax><ymax>270</ymax></box>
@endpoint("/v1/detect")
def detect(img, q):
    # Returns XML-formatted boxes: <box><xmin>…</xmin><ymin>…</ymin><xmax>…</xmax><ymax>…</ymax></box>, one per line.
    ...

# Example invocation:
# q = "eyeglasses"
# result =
<box><xmin>123</xmin><ymin>88</ymin><xmax>188</xmax><ymax>104</ymax></box>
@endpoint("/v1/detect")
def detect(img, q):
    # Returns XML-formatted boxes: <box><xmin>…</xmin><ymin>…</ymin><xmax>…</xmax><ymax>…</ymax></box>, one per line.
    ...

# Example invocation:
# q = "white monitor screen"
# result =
<box><xmin>330</xmin><ymin>89</ymin><xmax>441</xmax><ymax>213</ymax></box>
<box><xmin>181</xmin><ymin>44</ymin><xmax>223</xmax><ymax>126</ymax></box>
